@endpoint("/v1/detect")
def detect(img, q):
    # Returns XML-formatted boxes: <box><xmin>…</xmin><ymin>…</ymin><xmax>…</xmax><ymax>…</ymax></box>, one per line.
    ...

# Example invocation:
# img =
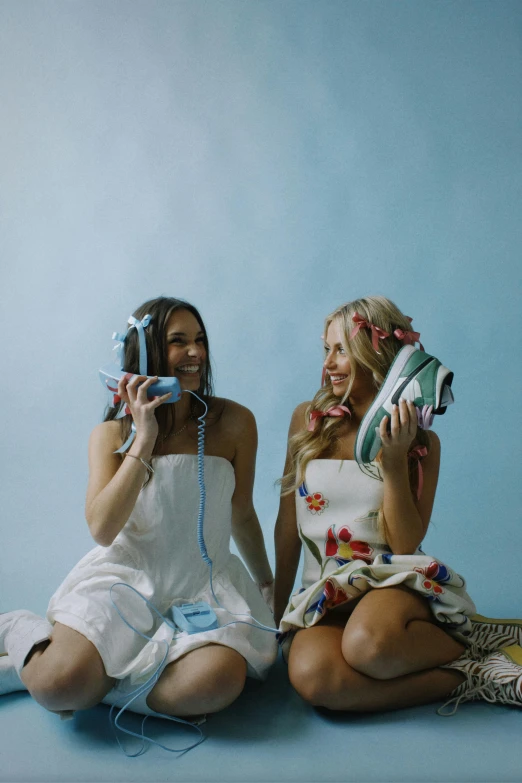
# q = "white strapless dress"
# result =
<box><xmin>47</xmin><ymin>454</ymin><xmax>277</xmax><ymax>705</ymax></box>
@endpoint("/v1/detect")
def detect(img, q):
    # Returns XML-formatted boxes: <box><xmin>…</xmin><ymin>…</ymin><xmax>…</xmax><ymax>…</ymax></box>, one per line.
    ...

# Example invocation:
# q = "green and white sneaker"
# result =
<box><xmin>354</xmin><ymin>345</ymin><xmax>454</xmax><ymax>465</ymax></box>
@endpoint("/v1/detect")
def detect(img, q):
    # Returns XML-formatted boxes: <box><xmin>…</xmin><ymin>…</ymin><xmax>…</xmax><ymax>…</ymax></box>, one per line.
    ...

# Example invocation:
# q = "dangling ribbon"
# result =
<box><xmin>408</xmin><ymin>445</ymin><xmax>428</xmax><ymax>500</ymax></box>
<box><xmin>112</xmin><ymin>332</ymin><xmax>127</xmax><ymax>370</ymax></box>
<box><xmin>416</xmin><ymin>404</ymin><xmax>434</xmax><ymax>430</ymax></box>
<box><xmin>308</xmin><ymin>405</ymin><xmax>351</xmax><ymax>432</ymax></box>
<box><xmin>127</xmin><ymin>314</ymin><xmax>152</xmax><ymax>375</ymax></box>
<box><xmin>394</xmin><ymin>317</ymin><xmax>424</xmax><ymax>351</ymax></box>
<box><xmin>110</xmin><ymin>314</ymin><xmax>152</xmax><ymax>453</ymax></box>
<box><xmin>350</xmin><ymin>313</ymin><xmax>390</xmax><ymax>352</ymax></box>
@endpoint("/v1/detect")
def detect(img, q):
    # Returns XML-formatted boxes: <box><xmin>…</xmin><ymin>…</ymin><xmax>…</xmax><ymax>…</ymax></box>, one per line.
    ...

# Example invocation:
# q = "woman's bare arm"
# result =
<box><xmin>273</xmin><ymin>402</ymin><xmax>309</xmax><ymax>626</ymax></box>
<box><xmin>85</xmin><ymin>374</ymin><xmax>169</xmax><ymax>546</ymax></box>
<box><xmin>229</xmin><ymin>403</ymin><xmax>274</xmax><ymax>587</ymax></box>
<box><xmin>379</xmin><ymin>399</ymin><xmax>441</xmax><ymax>554</ymax></box>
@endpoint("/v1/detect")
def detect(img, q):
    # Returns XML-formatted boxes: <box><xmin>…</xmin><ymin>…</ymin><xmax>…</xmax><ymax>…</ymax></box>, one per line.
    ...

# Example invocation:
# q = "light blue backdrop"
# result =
<box><xmin>1</xmin><ymin>0</ymin><xmax>521</xmax><ymax>649</ymax></box>
<box><xmin>2</xmin><ymin>3</ymin><xmax>522</xmax><ymax>782</ymax></box>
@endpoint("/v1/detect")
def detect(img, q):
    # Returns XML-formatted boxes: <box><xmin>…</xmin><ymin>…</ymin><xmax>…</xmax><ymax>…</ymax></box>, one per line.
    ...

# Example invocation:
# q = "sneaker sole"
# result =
<box><xmin>471</xmin><ymin>613</ymin><xmax>522</xmax><ymax>628</ymax></box>
<box><xmin>502</xmin><ymin>644</ymin><xmax>522</xmax><ymax>667</ymax></box>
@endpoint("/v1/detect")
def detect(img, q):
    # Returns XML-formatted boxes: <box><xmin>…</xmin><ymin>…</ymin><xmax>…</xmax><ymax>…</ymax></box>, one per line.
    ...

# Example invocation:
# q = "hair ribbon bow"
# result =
<box><xmin>350</xmin><ymin>313</ymin><xmax>390</xmax><ymax>352</ymax></box>
<box><xmin>308</xmin><ymin>405</ymin><xmax>351</xmax><ymax>432</ymax></box>
<box><xmin>394</xmin><ymin>318</ymin><xmax>424</xmax><ymax>351</ymax></box>
<box><xmin>111</xmin><ymin>314</ymin><xmax>152</xmax><ymax>374</ymax></box>
<box><xmin>109</xmin><ymin>314</ymin><xmax>152</xmax><ymax>454</ymax></box>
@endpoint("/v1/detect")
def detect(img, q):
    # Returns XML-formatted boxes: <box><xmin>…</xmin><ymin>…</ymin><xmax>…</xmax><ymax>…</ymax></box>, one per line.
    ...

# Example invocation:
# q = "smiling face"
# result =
<box><xmin>323</xmin><ymin>319</ymin><xmax>352</xmax><ymax>396</ymax></box>
<box><xmin>323</xmin><ymin>317</ymin><xmax>376</xmax><ymax>404</ymax></box>
<box><xmin>165</xmin><ymin>308</ymin><xmax>207</xmax><ymax>390</ymax></box>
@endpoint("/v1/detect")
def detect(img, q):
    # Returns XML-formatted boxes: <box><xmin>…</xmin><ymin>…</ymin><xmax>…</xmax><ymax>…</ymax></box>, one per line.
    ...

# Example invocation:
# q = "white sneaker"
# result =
<box><xmin>438</xmin><ymin>644</ymin><xmax>522</xmax><ymax>715</ymax></box>
<box><xmin>0</xmin><ymin>654</ymin><xmax>28</xmax><ymax>696</ymax></box>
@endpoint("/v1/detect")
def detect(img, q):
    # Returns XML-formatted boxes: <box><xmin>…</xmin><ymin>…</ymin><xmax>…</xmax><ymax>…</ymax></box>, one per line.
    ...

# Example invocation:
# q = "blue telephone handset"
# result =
<box><xmin>99</xmin><ymin>363</ymin><xmax>182</xmax><ymax>402</ymax></box>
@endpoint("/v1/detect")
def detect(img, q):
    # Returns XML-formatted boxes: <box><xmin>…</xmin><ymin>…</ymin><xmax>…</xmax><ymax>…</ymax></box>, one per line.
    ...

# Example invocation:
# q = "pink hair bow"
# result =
<box><xmin>350</xmin><ymin>313</ymin><xmax>390</xmax><ymax>352</ymax></box>
<box><xmin>408</xmin><ymin>445</ymin><xmax>428</xmax><ymax>500</ymax></box>
<box><xmin>308</xmin><ymin>405</ymin><xmax>351</xmax><ymax>432</ymax></box>
<box><xmin>394</xmin><ymin>318</ymin><xmax>424</xmax><ymax>351</ymax></box>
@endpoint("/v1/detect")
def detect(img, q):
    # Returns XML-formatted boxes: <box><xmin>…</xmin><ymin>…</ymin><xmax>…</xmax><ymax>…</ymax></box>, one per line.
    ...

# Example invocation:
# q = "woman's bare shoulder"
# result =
<box><xmin>89</xmin><ymin>420</ymin><xmax>122</xmax><ymax>452</ymax></box>
<box><xmin>215</xmin><ymin>397</ymin><xmax>256</xmax><ymax>431</ymax></box>
<box><xmin>289</xmin><ymin>401</ymin><xmax>312</xmax><ymax>435</ymax></box>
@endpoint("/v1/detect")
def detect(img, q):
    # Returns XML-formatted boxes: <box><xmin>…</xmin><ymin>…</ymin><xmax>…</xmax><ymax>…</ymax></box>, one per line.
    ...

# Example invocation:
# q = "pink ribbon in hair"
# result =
<box><xmin>394</xmin><ymin>318</ymin><xmax>424</xmax><ymax>351</ymax></box>
<box><xmin>408</xmin><ymin>445</ymin><xmax>428</xmax><ymax>500</ymax></box>
<box><xmin>308</xmin><ymin>405</ymin><xmax>351</xmax><ymax>432</ymax></box>
<box><xmin>350</xmin><ymin>313</ymin><xmax>390</xmax><ymax>352</ymax></box>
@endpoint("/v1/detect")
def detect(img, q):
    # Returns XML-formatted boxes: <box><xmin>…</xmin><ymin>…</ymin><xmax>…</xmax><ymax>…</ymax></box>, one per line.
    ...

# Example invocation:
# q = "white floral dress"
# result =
<box><xmin>279</xmin><ymin>459</ymin><xmax>476</xmax><ymax>641</ymax></box>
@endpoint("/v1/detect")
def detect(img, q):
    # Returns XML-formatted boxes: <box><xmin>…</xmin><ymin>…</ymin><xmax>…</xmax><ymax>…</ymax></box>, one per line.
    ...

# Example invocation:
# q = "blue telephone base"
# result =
<box><xmin>171</xmin><ymin>602</ymin><xmax>219</xmax><ymax>634</ymax></box>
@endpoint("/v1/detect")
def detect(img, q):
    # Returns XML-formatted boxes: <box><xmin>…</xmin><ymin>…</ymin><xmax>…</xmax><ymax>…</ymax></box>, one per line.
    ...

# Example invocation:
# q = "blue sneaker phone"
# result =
<box><xmin>170</xmin><ymin>602</ymin><xmax>219</xmax><ymax>634</ymax></box>
<box><xmin>99</xmin><ymin>364</ymin><xmax>182</xmax><ymax>402</ymax></box>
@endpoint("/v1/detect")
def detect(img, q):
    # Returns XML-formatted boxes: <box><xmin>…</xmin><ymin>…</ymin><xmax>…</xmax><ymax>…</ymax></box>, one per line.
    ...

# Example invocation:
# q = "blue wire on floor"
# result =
<box><xmin>109</xmin><ymin>582</ymin><xmax>206</xmax><ymax>756</ymax></box>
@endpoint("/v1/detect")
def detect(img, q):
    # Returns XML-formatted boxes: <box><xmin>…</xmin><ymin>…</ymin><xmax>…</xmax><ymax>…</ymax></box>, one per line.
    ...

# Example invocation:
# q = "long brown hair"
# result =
<box><xmin>104</xmin><ymin>296</ymin><xmax>215</xmax><ymax>452</ymax></box>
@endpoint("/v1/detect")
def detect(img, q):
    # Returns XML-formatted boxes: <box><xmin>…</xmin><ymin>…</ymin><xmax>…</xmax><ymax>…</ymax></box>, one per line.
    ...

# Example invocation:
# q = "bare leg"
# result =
<box><xmin>341</xmin><ymin>587</ymin><xmax>465</xmax><ymax>679</ymax></box>
<box><xmin>289</xmin><ymin>623</ymin><xmax>464</xmax><ymax>712</ymax></box>
<box><xmin>21</xmin><ymin>622</ymin><xmax>115</xmax><ymax>712</ymax></box>
<box><xmin>147</xmin><ymin>643</ymin><xmax>247</xmax><ymax>717</ymax></box>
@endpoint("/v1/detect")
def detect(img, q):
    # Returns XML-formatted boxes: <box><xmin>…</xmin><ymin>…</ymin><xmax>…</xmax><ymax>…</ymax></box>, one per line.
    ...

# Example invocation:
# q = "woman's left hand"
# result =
<box><xmin>259</xmin><ymin>581</ymin><xmax>275</xmax><ymax>614</ymax></box>
<box><xmin>379</xmin><ymin>398</ymin><xmax>417</xmax><ymax>467</ymax></box>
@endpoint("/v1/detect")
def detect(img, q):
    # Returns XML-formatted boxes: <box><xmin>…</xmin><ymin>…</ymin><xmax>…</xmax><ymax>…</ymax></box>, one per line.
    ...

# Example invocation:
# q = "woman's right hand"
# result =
<box><xmin>117</xmin><ymin>374</ymin><xmax>172</xmax><ymax>448</ymax></box>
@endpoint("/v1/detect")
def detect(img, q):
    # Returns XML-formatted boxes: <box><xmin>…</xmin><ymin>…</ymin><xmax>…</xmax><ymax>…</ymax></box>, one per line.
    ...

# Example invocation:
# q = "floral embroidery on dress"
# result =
<box><xmin>306</xmin><ymin>492</ymin><xmax>329</xmax><ymax>514</ymax></box>
<box><xmin>325</xmin><ymin>525</ymin><xmax>373</xmax><ymax>565</ymax></box>
<box><xmin>414</xmin><ymin>561</ymin><xmax>452</xmax><ymax>600</ymax></box>
<box><xmin>305</xmin><ymin>578</ymin><xmax>349</xmax><ymax>618</ymax></box>
<box><xmin>298</xmin><ymin>481</ymin><xmax>329</xmax><ymax>514</ymax></box>
<box><xmin>280</xmin><ymin>462</ymin><xmax>477</xmax><ymax>638</ymax></box>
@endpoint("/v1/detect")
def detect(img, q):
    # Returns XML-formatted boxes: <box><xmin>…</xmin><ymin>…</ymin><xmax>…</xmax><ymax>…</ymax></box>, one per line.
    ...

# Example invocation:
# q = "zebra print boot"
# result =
<box><xmin>466</xmin><ymin>614</ymin><xmax>522</xmax><ymax>653</ymax></box>
<box><xmin>438</xmin><ymin>644</ymin><xmax>522</xmax><ymax>715</ymax></box>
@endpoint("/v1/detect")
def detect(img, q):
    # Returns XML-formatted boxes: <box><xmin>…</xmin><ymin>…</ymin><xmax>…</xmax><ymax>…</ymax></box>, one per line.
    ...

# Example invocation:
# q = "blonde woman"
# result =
<box><xmin>274</xmin><ymin>296</ymin><xmax>522</xmax><ymax>714</ymax></box>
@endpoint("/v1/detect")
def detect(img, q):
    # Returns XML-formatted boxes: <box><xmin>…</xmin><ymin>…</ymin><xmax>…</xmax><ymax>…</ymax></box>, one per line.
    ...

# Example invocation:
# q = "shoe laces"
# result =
<box><xmin>437</xmin><ymin>674</ymin><xmax>498</xmax><ymax>717</ymax></box>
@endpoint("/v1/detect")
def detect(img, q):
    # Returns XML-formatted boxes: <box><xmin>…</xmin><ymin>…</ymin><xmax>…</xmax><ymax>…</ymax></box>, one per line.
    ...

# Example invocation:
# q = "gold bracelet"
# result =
<box><xmin>125</xmin><ymin>453</ymin><xmax>154</xmax><ymax>474</ymax></box>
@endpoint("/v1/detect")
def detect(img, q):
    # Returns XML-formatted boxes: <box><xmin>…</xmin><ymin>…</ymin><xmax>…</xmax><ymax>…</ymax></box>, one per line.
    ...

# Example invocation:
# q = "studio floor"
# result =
<box><xmin>1</xmin><ymin>650</ymin><xmax>521</xmax><ymax>783</ymax></box>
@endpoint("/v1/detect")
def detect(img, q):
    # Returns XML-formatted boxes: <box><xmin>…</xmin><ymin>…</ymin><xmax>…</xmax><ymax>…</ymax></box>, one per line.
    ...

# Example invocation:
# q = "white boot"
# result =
<box><xmin>467</xmin><ymin>613</ymin><xmax>522</xmax><ymax>653</ymax></box>
<box><xmin>438</xmin><ymin>644</ymin><xmax>522</xmax><ymax>715</ymax></box>
<box><xmin>0</xmin><ymin>610</ymin><xmax>53</xmax><ymax>676</ymax></box>
<box><xmin>0</xmin><ymin>654</ymin><xmax>28</xmax><ymax>696</ymax></box>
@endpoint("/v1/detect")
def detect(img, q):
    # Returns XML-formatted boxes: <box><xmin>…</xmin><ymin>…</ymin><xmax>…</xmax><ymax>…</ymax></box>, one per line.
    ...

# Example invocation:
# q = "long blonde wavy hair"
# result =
<box><xmin>280</xmin><ymin>296</ymin><xmax>429</xmax><ymax>535</ymax></box>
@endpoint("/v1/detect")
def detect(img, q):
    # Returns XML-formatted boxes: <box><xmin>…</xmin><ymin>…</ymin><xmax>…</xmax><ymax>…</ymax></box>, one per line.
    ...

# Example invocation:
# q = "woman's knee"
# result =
<box><xmin>288</xmin><ymin>630</ymin><xmax>349</xmax><ymax>707</ymax></box>
<box><xmin>25</xmin><ymin>648</ymin><xmax>113</xmax><ymax>711</ymax></box>
<box><xmin>148</xmin><ymin>647</ymin><xmax>247</xmax><ymax>715</ymax></box>
<box><xmin>342</xmin><ymin>618</ymin><xmax>401</xmax><ymax>679</ymax></box>
<box><xmin>199</xmin><ymin>657</ymin><xmax>247</xmax><ymax>706</ymax></box>
<box><xmin>288</xmin><ymin>654</ymin><xmax>337</xmax><ymax>705</ymax></box>
<box><xmin>289</xmin><ymin>652</ymin><xmax>372</xmax><ymax>711</ymax></box>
